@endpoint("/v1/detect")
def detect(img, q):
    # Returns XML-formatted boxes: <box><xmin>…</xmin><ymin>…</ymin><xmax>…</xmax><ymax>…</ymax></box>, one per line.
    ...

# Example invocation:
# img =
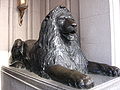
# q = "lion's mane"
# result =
<box><xmin>30</xmin><ymin>6</ymin><xmax>88</xmax><ymax>77</ymax></box>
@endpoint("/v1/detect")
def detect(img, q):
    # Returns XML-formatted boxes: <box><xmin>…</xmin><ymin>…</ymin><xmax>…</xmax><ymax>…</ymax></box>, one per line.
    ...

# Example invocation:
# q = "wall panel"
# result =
<box><xmin>0</xmin><ymin>0</ymin><xmax>9</xmax><ymax>50</ymax></box>
<box><xmin>79</xmin><ymin>0</ymin><xmax>111</xmax><ymax>65</ymax></box>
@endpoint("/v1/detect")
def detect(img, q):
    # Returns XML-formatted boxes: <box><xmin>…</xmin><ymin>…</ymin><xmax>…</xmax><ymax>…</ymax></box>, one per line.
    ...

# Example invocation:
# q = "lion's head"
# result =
<box><xmin>56</xmin><ymin>12</ymin><xmax>78</xmax><ymax>41</ymax></box>
<box><xmin>38</xmin><ymin>6</ymin><xmax>78</xmax><ymax>44</ymax></box>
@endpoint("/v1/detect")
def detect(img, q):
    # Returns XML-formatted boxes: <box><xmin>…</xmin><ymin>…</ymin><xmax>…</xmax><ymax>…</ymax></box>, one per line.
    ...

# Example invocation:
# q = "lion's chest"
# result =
<box><xmin>47</xmin><ymin>41</ymin><xmax>82</xmax><ymax>69</ymax></box>
<box><xmin>45</xmin><ymin>36</ymin><xmax>87</xmax><ymax>73</ymax></box>
<box><xmin>53</xmin><ymin>45</ymin><xmax>76</xmax><ymax>69</ymax></box>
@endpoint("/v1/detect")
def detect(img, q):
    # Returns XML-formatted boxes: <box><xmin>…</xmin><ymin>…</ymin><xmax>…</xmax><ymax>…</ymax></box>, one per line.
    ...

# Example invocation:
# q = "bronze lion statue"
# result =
<box><xmin>10</xmin><ymin>6</ymin><xmax>120</xmax><ymax>89</ymax></box>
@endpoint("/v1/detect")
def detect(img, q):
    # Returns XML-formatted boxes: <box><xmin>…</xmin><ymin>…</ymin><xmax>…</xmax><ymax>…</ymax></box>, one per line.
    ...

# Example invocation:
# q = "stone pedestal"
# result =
<box><xmin>1</xmin><ymin>66</ymin><xmax>120</xmax><ymax>90</ymax></box>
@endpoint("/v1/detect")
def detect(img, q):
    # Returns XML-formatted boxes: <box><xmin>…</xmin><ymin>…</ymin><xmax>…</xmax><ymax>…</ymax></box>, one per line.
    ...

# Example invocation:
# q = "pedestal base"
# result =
<box><xmin>1</xmin><ymin>66</ymin><xmax>120</xmax><ymax>90</ymax></box>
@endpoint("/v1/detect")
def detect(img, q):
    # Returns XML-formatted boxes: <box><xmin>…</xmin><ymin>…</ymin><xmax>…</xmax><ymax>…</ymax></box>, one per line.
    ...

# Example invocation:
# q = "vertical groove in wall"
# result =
<box><xmin>26</xmin><ymin>0</ymin><xmax>30</xmax><ymax>40</ymax></box>
<box><xmin>39</xmin><ymin>0</ymin><xmax>41</xmax><ymax>34</ymax></box>
<box><xmin>8</xmin><ymin>0</ymin><xmax>14</xmax><ymax>51</ymax></box>
<box><xmin>45</xmin><ymin>0</ymin><xmax>50</xmax><ymax>15</ymax></box>
<box><xmin>31</xmin><ymin>0</ymin><xmax>33</xmax><ymax>39</ymax></box>
<box><xmin>11</xmin><ymin>0</ymin><xmax>13</xmax><ymax>47</ymax></box>
<box><xmin>78</xmin><ymin>0</ymin><xmax>81</xmax><ymax>46</ymax></box>
<box><xmin>39</xmin><ymin>0</ymin><xmax>41</xmax><ymax>21</ymax></box>
<box><xmin>26</xmin><ymin>6</ymin><xmax>28</xmax><ymax>40</ymax></box>
<box><xmin>8</xmin><ymin>0</ymin><xmax>10</xmax><ymax>51</ymax></box>
<box><xmin>65</xmin><ymin>0</ymin><xmax>70</xmax><ymax>10</ymax></box>
<box><xmin>12</xmin><ymin>0</ymin><xmax>15</xmax><ymax>43</ymax></box>
<box><xmin>69</xmin><ymin>0</ymin><xmax>71</xmax><ymax>11</ymax></box>
<box><xmin>27</xmin><ymin>0</ymin><xmax>33</xmax><ymax>39</ymax></box>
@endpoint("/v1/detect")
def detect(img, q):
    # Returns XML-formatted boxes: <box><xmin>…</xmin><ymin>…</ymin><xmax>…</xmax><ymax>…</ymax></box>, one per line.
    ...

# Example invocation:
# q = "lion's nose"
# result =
<box><xmin>71</xmin><ymin>23</ymin><xmax>77</xmax><ymax>27</ymax></box>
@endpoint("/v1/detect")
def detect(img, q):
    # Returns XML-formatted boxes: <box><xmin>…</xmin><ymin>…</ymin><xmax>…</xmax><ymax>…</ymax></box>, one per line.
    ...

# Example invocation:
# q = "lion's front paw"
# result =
<box><xmin>68</xmin><ymin>70</ymin><xmax>94</xmax><ymax>89</ymax></box>
<box><xmin>46</xmin><ymin>65</ymin><xmax>94</xmax><ymax>89</ymax></box>
<box><xmin>100</xmin><ymin>64</ymin><xmax>120</xmax><ymax>77</ymax></box>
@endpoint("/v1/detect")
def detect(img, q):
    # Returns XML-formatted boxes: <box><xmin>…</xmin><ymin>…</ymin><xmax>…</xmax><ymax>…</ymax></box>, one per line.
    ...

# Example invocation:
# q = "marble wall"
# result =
<box><xmin>79</xmin><ymin>0</ymin><xmax>111</xmax><ymax>65</ymax></box>
<box><xmin>0</xmin><ymin>0</ymin><xmax>9</xmax><ymax>51</ymax></box>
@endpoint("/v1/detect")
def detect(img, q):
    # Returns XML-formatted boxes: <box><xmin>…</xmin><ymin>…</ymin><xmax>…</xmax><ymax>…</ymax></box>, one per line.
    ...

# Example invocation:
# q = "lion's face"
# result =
<box><xmin>56</xmin><ymin>14</ymin><xmax>77</xmax><ymax>40</ymax></box>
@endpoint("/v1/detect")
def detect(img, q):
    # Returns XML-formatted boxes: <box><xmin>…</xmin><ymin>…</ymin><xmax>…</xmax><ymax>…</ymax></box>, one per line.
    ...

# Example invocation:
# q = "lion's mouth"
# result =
<box><xmin>70</xmin><ymin>30</ymin><xmax>76</xmax><ymax>34</ymax></box>
<box><xmin>67</xmin><ymin>25</ymin><xmax>77</xmax><ymax>34</ymax></box>
<box><xmin>63</xmin><ymin>26</ymin><xmax>77</xmax><ymax>34</ymax></box>
<box><xmin>62</xmin><ymin>31</ymin><xmax>76</xmax><ymax>35</ymax></box>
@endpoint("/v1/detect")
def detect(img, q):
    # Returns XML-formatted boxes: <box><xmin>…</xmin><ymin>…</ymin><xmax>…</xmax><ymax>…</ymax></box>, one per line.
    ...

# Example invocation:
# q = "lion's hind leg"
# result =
<box><xmin>45</xmin><ymin>65</ymin><xmax>94</xmax><ymax>89</ymax></box>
